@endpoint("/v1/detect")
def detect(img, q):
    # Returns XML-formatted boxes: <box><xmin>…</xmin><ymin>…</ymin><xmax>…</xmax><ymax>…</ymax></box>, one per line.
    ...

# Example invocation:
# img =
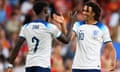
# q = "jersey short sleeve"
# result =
<box><xmin>73</xmin><ymin>22</ymin><xmax>79</xmax><ymax>34</ymax></box>
<box><xmin>73</xmin><ymin>21</ymin><xmax>85</xmax><ymax>35</ymax></box>
<box><xmin>48</xmin><ymin>23</ymin><xmax>62</xmax><ymax>39</ymax></box>
<box><xmin>102</xmin><ymin>25</ymin><xmax>112</xmax><ymax>43</ymax></box>
<box><xmin>19</xmin><ymin>24</ymin><xmax>28</xmax><ymax>38</ymax></box>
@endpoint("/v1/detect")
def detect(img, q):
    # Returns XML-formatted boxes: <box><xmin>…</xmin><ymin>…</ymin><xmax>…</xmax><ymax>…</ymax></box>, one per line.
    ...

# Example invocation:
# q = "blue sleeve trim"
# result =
<box><xmin>76</xmin><ymin>21</ymin><xmax>85</xmax><ymax>27</ymax></box>
<box><xmin>94</xmin><ymin>22</ymin><xmax>106</xmax><ymax>31</ymax></box>
<box><xmin>80</xmin><ymin>21</ymin><xmax>85</xmax><ymax>25</ymax></box>
<box><xmin>46</xmin><ymin>23</ymin><xmax>52</xmax><ymax>28</ymax></box>
<box><xmin>104</xmin><ymin>40</ymin><xmax>112</xmax><ymax>44</ymax></box>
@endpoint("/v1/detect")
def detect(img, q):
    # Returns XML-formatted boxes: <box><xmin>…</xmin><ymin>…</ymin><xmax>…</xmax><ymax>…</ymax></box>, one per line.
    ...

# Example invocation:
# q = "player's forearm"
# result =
<box><xmin>60</xmin><ymin>22</ymin><xmax>67</xmax><ymax>35</ymax></box>
<box><xmin>110</xmin><ymin>47</ymin><xmax>116</xmax><ymax>67</ymax></box>
<box><xmin>9</xmin><ymin>37</ymin><xmax>25</xmax><ymax>64</ymax></box>
<box><xmin>104</xmin><ymin>42</ymin><xmax>116</xmax><ymax>58</ymax></box>
<box><xmin>64</xmin><ymin>23</ymin><xmax>73</xmax><ymax>43</ymax></box>
<box><xmin>62</xmin><ymin>16</ymin><xmax>76</xmax><ymax>43</ymax></box>
<box><xmin>111</xmin><ymin>47</ymin><xmax>116</xmax><ymax>60</ymax></box>
<box><xmin>107</xmin><ymin>46</ymin><xmax>116</xmax><ymax>61</ymax></box>
<box><xmin>104</xmin><ymin>43</ymin><xmax>117</xmax><ymax>69</ymax></box>
<box><xmin>58</xmin><ymin>21</ymin><xmax>73</xmax><ymax>44</ymax></box>
<box><xmin>57</xmin><ymin>10</ymin><xmax>77</xmax><ymax>43</ymax></box>
<box><xmin>109</xmin><ymin>47</ymin><xmax>117</xmax><ymax>70</ymax></box>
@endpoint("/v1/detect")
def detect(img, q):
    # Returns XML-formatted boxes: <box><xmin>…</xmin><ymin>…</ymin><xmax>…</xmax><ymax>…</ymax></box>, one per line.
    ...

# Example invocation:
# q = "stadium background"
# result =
<box><xmin>0</xmin><ymin>0</ymin><xmax>119</xmax><ymax>72</ymax></box>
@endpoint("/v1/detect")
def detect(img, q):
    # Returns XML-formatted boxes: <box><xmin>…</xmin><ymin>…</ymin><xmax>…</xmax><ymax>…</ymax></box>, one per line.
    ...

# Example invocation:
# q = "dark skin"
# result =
<box><xmin>8</xmin><ymin>5</ymin><xmax>76</xmax><ymax>70</ymax></box>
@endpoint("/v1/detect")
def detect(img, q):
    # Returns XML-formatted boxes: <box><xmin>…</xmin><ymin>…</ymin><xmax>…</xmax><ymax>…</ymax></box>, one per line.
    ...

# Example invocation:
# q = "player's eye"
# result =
<box><xmin>82</xmin><ymin>9</ymin><xmax>89</xmax><ymax>12</ymax></box>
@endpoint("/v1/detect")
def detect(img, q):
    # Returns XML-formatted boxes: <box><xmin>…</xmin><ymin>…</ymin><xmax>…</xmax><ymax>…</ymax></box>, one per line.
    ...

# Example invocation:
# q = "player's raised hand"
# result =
<box><xmin>69</xmin><ymin>7</ymin><xmax>80</xmax><ymax>26</ymax></box>
<box><xmin>52</xmin><ymin>13</ymin><xmax>67</xmax><ymax>34</ymax></box>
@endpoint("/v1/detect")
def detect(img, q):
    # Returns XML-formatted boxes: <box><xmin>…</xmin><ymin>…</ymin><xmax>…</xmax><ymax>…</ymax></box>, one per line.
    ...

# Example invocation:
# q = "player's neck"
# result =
<box><xmin>37</xmin><ymin>16</ymin><xmax>46</xmax><ymax>21</ymax></box>
<box><xmin>85</xmin><ymin>19</ymin><xmax>97</xmax><ymax>25</ymax></box>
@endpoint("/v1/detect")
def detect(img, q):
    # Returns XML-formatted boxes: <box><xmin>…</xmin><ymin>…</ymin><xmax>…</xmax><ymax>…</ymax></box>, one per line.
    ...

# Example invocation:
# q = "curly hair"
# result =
<box><xmin>84</xmin><ymin>2</ymin><xmax>101</xmax><ymax>21</ymax></box>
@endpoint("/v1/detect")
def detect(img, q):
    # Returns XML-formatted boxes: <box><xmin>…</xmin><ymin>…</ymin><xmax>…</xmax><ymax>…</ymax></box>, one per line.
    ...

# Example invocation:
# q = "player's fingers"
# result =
<box><xmin>112</xmin><ymin>60</ymin><xmax>117</xmax><ymax>68</ymax></box>
<box><xmin>54</xmin><ymin>15</ymin><xmax>64</xmax><ymax>24</ymax></box>
<box><xmin>72</xmin><ymin>11</ymin><xmax>78</xmax><ymax>17</ymax></box>
<box><xmin>108</xmin><ymin>62</ymin><xmax>116</xmax><ymax>71</ymax></box>
<box><xmin>72</xmin><ymin>4</ymin><xmax>81</xmax><ymax>12</ymax></box>
<box><xmin>68</xmin><ymin>10</ymin><xmax>77</xmax><ymax>19</ymax></box>
<box><xmin>71</xmin><ymin>5</ymin><xmax>81</xmax><ymax>17</ymax></box>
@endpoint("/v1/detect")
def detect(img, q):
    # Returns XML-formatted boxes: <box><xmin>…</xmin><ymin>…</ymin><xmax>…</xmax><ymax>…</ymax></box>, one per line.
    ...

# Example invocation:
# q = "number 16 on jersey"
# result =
<box><xmin>79</xmin><ymin>31</ymin><xmax>84</xmax><ymax>40</ymax></box>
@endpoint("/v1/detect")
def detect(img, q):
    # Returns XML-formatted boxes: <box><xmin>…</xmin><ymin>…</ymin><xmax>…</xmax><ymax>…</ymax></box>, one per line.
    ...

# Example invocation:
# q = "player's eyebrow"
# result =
<box><xmin>82</xmin><ymin>5</ymin><xmax>89</xmax><ymax>12</ymax></box>
<box><xmin>82</xmin><ymin>5</ymin><xmax>93</xmax><ymax>13</ymax></box>
<box><xmin>88</xmin><ymin>6</ymin><xmax>92</xmax><ymax>12</ymax></box>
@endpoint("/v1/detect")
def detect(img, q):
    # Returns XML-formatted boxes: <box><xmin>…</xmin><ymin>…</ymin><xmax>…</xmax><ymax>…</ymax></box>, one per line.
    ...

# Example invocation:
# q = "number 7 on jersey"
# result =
<box><xmin>32</xmin><ymin>36</ymin><xmax>39</xmax><ymax>53</ymax></box>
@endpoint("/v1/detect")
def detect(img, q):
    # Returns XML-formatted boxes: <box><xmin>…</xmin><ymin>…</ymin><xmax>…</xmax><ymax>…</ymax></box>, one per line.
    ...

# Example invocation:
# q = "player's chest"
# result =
<box><xmin>76</xmin><ymin>25</ymin><xmax>102</xmax><ymax>40</ymax></box>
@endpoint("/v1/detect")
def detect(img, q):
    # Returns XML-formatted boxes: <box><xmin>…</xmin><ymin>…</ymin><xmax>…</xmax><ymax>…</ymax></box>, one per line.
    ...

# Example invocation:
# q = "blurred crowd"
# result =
<box><xmin>0</xmin><ymin>0</ymin><xmax>120</xmax><ymax>72</ymax></box>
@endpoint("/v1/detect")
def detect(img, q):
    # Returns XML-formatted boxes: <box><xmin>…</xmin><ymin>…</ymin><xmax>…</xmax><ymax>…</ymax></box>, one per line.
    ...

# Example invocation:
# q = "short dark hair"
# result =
<box><xmin>33</xmin><ymin>1</ymin><xmax>49</xmax><ymax>15</ymax></box>
<box><xmin>84</xmin><ymin>2</ymin><xmax>101</xmax><ymax>21</ymax></box>
<box><xmin>49</xmin><ymin>3</ymin><xmax>61</xmax><ymax>18</ymax></box>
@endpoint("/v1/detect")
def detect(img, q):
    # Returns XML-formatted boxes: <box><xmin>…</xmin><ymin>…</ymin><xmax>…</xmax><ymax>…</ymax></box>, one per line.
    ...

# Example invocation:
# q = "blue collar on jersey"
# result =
<box><xmin>32</xmin><ymin>19</ymin><xmax>48</xmax><ymax>26</ymax></box>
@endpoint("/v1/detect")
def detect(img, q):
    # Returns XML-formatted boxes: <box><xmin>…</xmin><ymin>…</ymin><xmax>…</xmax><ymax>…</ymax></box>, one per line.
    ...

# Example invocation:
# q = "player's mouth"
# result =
<box><xmin>83</xmin><ymin>15</ymin><xmax>88</xmax><ymax>19</ymax></box>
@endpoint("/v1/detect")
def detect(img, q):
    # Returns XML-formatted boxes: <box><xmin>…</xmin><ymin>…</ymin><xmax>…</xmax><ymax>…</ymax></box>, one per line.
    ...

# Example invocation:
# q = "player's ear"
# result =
<box><xmin>44</xmin><ymin>9</ymin><xmax>48</xmax><ymax>14</ymax></box>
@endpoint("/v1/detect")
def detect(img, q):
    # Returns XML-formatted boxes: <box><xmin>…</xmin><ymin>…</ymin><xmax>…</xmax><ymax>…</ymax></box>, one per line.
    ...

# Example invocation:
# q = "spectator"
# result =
<box><xmin>0</xmin><ymin>0</ymin><xmax>7</xmax><ymax>27</ymax></box>
<box><xmin>51</xmin><ymin>42</ymin><xmax>65</xmax><ymax>72</ymax></box>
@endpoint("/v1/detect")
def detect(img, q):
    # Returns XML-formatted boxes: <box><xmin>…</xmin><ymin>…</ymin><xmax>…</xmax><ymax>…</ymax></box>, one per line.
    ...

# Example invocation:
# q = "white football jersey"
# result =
<box><xmin>19</xmin><ymin>20</ymin><xmax>61</xmax><ymax>68</ymax></box>
<box><xmin>72</xmin><ymin>21</ymin><xmax>112</xmax><ymax>69</ymax></box>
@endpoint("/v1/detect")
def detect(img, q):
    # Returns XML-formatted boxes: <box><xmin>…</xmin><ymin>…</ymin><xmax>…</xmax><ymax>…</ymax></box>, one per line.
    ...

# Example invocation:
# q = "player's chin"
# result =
<box><xmin>83</xmin><ymin>18</ymin><xmax>88</xmax><ymax>21</ymax></box>
<box><xmin>109</xmin><ymin>68</ymin><xmax>116</xmax><ymax>72</ymax></box>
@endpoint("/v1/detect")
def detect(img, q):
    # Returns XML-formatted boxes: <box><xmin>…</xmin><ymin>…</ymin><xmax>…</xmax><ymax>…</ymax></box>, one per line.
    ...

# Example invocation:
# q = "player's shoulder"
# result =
<box><xmin>47</xmin><ymin>23</ymin><xmax>58</xmax><ymax>29</ymax></box>
<box><xmin>74</xmin><ymin>21</ymin><xmax>85</xmax><ymax>27</ymax></box>
<box><xmin>22</xmin><ymin>23</ymin><xmax>30</xmax><ymax>29</ymax></box>
<box><xmin>31</xmin><ymin>19</ymin><xmax>48</xmax><ymax>26</ymax></box>
<box><xmin>94</xmin><ymin>22</ymin><xmax>108</xmax><ymax>31</ymax></box>
<box><xmin>31</xmin><ymin>19</ymin><xmax>57</xmax><ymax>28</ymax></box>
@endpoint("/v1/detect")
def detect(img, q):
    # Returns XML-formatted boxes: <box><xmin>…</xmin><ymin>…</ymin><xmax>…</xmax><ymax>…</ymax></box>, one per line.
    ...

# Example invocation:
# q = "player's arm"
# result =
<box><xmin>7</xmin><ymin>25</ymin><xmax>25</xmax><ymax>71</ymax></box>
<box><xmin>59</xmin><ymin>16</ymin><xmax>76</xmax><ymax>40</ymax></box>
<box><xmin>9</xmin><ymin>37</ymin><xmax>25</xmax><ymax>64</ymax></box>
<box><xmin>57</xmin><ymin>19</ymin><xmax>76</xmax><ymax>43</ymax></box>
<box><xmin>104</xmin><ymin>42</ymin><xmax>117</xmax><ymax>71</ymax></box>
<box><xmin>57</xmin><ymin>22</ymin><xmax>73</xmax><ymax>44</ymax></box>
<box><xmin>9</xmin><ymin>25</ymin><xmax>26</xmax><ymax>65</ymax></box>
<box><xmin>7</xmin><ymin>37</ymin><xmax>25</xmax><ymax>72</ymax></box>
<box><xmin>55</xmin><ymin>11</ymin><xmax>77</xmax><ymax>43</ymax></box>
<box><xmin>101</xmin><ymin>24</ymin><xmax>117</xmax><ymax>71</ymax></box>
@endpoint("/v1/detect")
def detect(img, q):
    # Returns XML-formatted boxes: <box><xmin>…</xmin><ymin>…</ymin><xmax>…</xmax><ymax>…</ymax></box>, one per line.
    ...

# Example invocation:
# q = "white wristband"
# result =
<box><xmin>7</xmin><ymin>63</ymin><xmax>13</xmax><ymax>68</ymax></box>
